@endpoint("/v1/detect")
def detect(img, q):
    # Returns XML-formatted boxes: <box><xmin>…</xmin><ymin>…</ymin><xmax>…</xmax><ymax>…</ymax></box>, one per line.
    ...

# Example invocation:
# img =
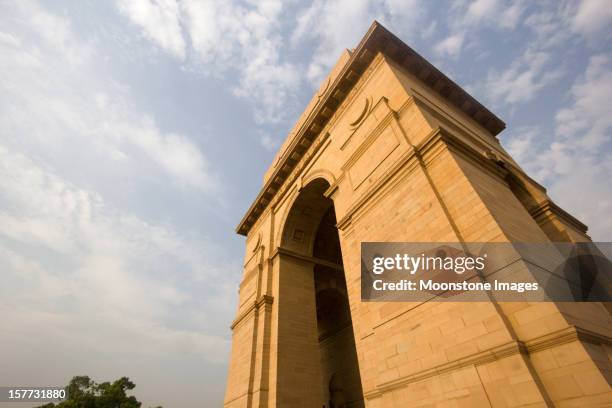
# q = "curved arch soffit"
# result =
<box><xmin>278</xmin><ymin>178</ymin><xmax>333</xmax><ymax>254</ymax></box>
<box><xmin>275</xmin><ymin>186</ymin><xmax>300</xmax><ymax>249</ymax></box>
<box><xmin>301</xmin><ymin>168</ymin><xmax>336</xmax><ymax>193</ymax></box>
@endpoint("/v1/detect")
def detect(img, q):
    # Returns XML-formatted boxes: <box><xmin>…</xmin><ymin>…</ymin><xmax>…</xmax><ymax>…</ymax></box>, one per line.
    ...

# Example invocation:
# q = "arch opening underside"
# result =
<box><xmin>282</xmin><ymin>179</ymin><xmax>365</xmax><ymax>408</ymax></box>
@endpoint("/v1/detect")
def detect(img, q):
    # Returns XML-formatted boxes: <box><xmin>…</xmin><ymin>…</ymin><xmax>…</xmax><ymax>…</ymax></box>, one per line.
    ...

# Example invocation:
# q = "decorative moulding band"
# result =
<box><xmin>364</xmin><ymin>325</ymin><xmax>611</xmax><ymax>399</ymax></box>
<box><xmin>230</xmin><ymin>295</ymin><xmax>274</xmax><ymax>330</ymax></box>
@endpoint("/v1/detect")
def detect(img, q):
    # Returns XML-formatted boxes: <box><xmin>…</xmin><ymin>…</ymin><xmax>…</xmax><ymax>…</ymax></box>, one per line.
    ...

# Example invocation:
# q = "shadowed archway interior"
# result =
<box><xmin>281</xmin><ymin>179</ymin><xmax>364</xmax><ymax>408</ymax></box>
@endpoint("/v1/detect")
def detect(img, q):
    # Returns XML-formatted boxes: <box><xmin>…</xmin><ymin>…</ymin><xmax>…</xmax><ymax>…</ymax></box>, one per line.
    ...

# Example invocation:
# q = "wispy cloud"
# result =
<box><xmin>465</xmin><ymin>0</ymin><xmax>501</xmax><ymax>23</ymax></box>
<box><xmin>0</xmin><ymin>147</ymin><xmax>235</xmax><ymax>403</ymax></box>
<box><xmin>1</xmin><ymin>1</ymin><xmax>215</xmax><ymax>192</ymax></box>
<box><xmin>567</xmin><ymin>0</ymin><xmax>612</xmax><ymax>38</ymax></box>
<box><xmin>556</xmin><ymin>55</ymin><xmax>612</xmax><ymax>150</ymax></box>
<box><xmin>434</xmin><ymin>33</ymin><xmax>465</xmax><ymax>58</ymax></box>
<box><xmin>292</xmin><ymin>0</ymin><xmax>375</xmax><ymax>84</ymax></box>
<box><xmin>116</xmin><ymin>0</ymin><xmax>186</xmax><ymax>59</ymax></box>
<box><xmin>433</xmin><ymin>0</ymin><xmax>526</xmax><ymax>58</ymax></box>
<box><xmin>117</xmin><ymin>0</ymin><xmax>302</xmax><ymax>125</ymax></box>
<box><xmin>483</xmin><ymin>49</ymin><xmax>564</xmax><ymax>104</ymax></box>
<box><xmin>0</xmin><ymin>2</ymin><xmax>236</xmax><ymax>405</ymax></box>
<box><xmin>504</xmin><ymin>55</ymin><xmax>612</xmax><ymax>239</ymax></box>
<box><xmin>291</xmin><ymin>0</ymin><xmax>430</xmax><ymax>85</ymax></box>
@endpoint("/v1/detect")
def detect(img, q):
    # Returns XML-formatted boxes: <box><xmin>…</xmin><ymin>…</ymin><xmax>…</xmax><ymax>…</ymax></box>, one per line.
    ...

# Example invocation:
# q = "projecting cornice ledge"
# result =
<box><xmin>529</xmin><ymin>199</ymin><xmax>589</xmax><ymax>234</ymax></box>
<box><xmin>230</xmin><ymin>295</ymin><xmax>274</xmax><ymax>330</ymax></box>
<box><xmin>236</xmin><ymin>21</ymin><xmax>505</xmax><ymax>236</ymax></box>
<box><xmin>363</xmin><ymin>325</ymin><xmax>611</xmax><ymax>400</ymax></box>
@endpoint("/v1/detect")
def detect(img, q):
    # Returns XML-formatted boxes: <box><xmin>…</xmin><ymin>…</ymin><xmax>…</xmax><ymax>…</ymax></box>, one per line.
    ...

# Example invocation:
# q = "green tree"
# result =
<box><xmin>37</xmin><ymin>375</ymin><xmax>161</xmax><ymax>408</ymax></box>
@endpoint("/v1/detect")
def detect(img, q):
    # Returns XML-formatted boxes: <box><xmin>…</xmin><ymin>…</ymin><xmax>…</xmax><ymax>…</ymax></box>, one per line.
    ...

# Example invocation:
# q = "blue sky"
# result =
<box><xmin>0</xmin><ymin>0</ymin><xmax>611</xmax><ymax>407</ymax></box>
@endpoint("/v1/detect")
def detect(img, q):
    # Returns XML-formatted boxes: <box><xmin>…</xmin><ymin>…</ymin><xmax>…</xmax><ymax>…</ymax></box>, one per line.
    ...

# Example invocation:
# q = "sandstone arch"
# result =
<box><xmin>225</xmin><ymin>22</ymin><xmax>612</xmax><ymax>408</ymax></box>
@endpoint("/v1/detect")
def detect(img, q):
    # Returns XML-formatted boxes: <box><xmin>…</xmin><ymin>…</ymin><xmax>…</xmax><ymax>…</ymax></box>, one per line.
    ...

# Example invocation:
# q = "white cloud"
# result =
<box><xmin>421</xmin><ymin>20</ymin><xmax>438</xmax><ymax>39</ymax></box>
<box><xmin>479</xmin><ymin>2</ymin><xmax>610</xmax><ymax>109</ymax></box>
<box><xmin>499</xmin><ymin>0</ymin><xmax>526</xmax><ymax>29</ymax></box>
<box><xmin>524</xmin><ymin>9</ymin><xmax>569</xmax><ymax>49</ymax></box>
<box><xmin>0</xmin><ymin>142</ymin><xmax>236</xmax><ymax>365</ymax></box>
<box><xmin>116</xmin><ymin>0</ymin><xmax>186</xmax><ymax>59</ymax></box>
<box><xmin>382</xmin><ymin>0</ymin><xmax>425</xmax><ymax>29</ymax></box>
<box><xmin>483</xmin><ymin>49</ymin><xmax>564</xmax><ymax>105</ymax></box>
<box><xmin>465</xmin><ymin>0</ymin><xmax>501</xmax><ymax>23</ymax></box>
<box><xmin>556</xmin><ymin>54</ymin><xmax>612</xmax><ymax>149</ymax></box>
<box><xmin>291</xmin><ymin>0</ymin><xmax>428</xmax><ymax>85</ymax></box>
<box><xmin>504</xmin><ymin>126</ymin><xmax>538</xmax><ymax>166</ymax></box>
<box><xmin>0</xmin><ymin>1</ymin><xmax>214</xmax><ymax>192</ymax></box>
<box><xmin>540</xmin><ymin>150</ymin><xmax>612</xmax><ymax>241</ymax></box>
<box><xmin>568</xmin><ymin>0</ymin><xmax>612</xmax><ymax>37</ymax></box>
<box><xmin>434</xmin><ymin>33</ymin><xmax>465</xmax><ymax>58</ymax></box>
<box><xmin>259</xmin><ymin>133</ymin><xmax>280</xmax><ymax>151</ymax></box>
<box><xmin>104</xmin><ymin>105</ymin><xmax>216</xmax><ymax>190</ymax></box>
<box><xmin>116</xmin><ymin>0</ymin><xmax>302</xmax><ymax>124</ymax></box>
<box><xmin>475</xmin><ymin>3</ymin><xmax>594</xmax><ymax>108</ymax></box>
<box><xmin>434</xmin><ymin>0</ymin><xmax>526</xmax><ymax>59</ymax></box>
<box><xmin>292</xmin><ymin>0</ymin><xmax>375</xmax><ymax>84</ymax></box>
<box><xmin>461</xmin><ymin>0</ymin><xmax>526</xmax><ymax>28</ymax></box>
<box><xmin>0</xmin><ymin>5</ymin><xmax>237</xmax><ymax>404</ymax></box>
<box><xmin>521</xmin><ymin>1</ymin><xmax>610</xmax><ymax>49</ymax></box>
<box><xmin>505</xmin><ymin>55</ymin><xmax>612</xmax><ymax>240</ymax></box>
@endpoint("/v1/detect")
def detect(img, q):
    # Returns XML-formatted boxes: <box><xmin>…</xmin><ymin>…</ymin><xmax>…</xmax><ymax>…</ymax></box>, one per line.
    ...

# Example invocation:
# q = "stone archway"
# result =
<box><xmin>225</xmin><ymin>22</ymin><xmax>612</xmax><ymax>408</ymax></box>
<box><xmin>275</xmin><ymin>179</ymin><xmax>364</xmax><ymax>407</ymax></box>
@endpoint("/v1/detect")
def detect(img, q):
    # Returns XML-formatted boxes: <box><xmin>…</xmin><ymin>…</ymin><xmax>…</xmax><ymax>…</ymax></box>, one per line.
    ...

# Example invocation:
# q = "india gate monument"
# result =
<box><xmin>224</xmin><ymin>22</ymin><xmax>612</xmax><ymax>407</ymax></box>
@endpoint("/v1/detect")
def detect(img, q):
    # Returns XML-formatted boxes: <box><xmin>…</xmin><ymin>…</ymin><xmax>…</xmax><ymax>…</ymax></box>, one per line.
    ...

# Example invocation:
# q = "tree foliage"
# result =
<box><xmin>37</xmin><ymin>375</ymin><xmax>161</xmax><ymax>408</ymax></box>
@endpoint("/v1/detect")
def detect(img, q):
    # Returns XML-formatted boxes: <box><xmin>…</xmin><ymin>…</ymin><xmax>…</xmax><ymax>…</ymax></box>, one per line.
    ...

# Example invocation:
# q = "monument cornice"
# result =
<box><xmin>363</xmin><ymin>325</ymin><xmax>611</xmax><ymax>400</ymax></box>
<box><xmin>271</xmin><ymin>246</ymin><xmax>344</xmax><ymax>271</ymax></box>
<box><xmin>529</xmin><ymin>199</ymin><xmax>588</xmax><ymax>232</ymax></box>
<box><xmin>236</xmin><ymin>21</ymin><xmax>506</xmax><ymax>236</ymax></box>
<box><xmin>230</xmin><ymin>294</ymin><xmax>274</xmax><ymax>330</ymax></box>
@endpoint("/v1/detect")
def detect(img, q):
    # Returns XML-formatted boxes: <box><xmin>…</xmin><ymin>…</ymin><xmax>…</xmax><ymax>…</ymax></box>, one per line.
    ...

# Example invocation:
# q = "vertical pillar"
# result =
<box><xmin>271</xmin><ymin>251</ymin><xmax>324</xmax><ymax>407</ymax></box>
